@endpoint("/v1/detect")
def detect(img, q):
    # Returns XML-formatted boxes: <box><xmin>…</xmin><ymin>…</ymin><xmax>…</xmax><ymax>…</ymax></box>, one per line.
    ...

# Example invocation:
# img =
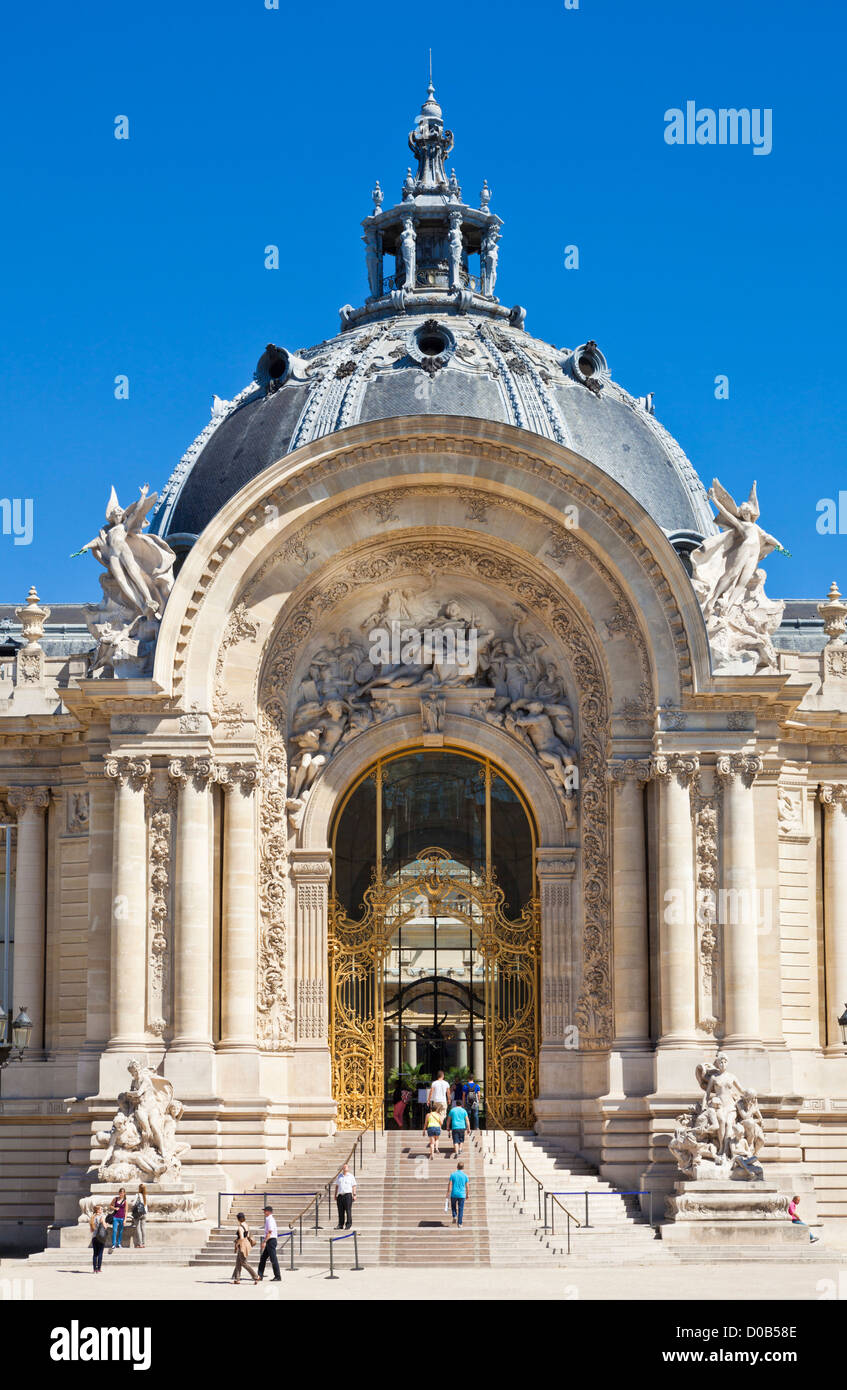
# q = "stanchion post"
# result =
<box><xmin>353</xmin><ymin>1231</ymin><xmax>363</xmax><ymax>1271</ymax></box>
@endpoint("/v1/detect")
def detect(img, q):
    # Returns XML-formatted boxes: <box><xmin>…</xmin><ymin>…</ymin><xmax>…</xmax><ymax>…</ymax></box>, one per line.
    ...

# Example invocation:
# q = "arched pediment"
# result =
<box><xmin>152</xmin><ymin>417</ymin><xmax>712</xmax><ymax>719</ymax></box>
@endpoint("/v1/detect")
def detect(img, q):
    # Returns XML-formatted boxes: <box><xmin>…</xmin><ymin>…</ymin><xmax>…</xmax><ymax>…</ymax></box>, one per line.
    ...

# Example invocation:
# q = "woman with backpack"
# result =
<box><xmin>89</xmin><ymin>1204</ymin><xmax>108</xmax><ymax>1273</ymax></box>
<box><xmin>132</xmin><ymin>1185</ymin><xmax>148</xmax><ymax>1248</ymax></box>
<box><xmin>231</xmin><ymin>1211</ymin><xmax>260</xmax><ymax>1285</ymax></box>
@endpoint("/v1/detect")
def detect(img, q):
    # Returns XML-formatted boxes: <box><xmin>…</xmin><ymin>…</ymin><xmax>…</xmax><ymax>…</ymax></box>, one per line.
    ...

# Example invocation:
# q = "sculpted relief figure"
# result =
<box><xmin>77</xmin><ymin>486</ymin><xmax>176</xmax><ymax>678</ymax></box>
<box><xmin>94</xmin><ymin>1059</ymin><xmax>188</xmax><ymax>1183</ymax></box>
<box><xmin>669</xmin><ymin>1051</ymin><xmax>765</xmax><ymax>1181</ymax></box>
<box><xmin>285</xmin><ymin>592</ymin><xmax>580</xmax><ymax>830</ymax></box>
<box><xmin>690</xmin><ymin>479</ymin><xmax>786</xmax><ymax>674</ymax></box>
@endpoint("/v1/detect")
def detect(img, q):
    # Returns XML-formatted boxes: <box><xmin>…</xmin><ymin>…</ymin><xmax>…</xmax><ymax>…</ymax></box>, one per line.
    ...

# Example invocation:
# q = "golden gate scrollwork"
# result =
<box><xmin>329</xmin><ymin>846</ymin><xmax>539</xmax><ymax>1130</ymax></box>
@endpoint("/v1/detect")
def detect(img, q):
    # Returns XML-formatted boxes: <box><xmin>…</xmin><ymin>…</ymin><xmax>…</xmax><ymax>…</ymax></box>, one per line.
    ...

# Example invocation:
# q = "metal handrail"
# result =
<box><xmin>479</xmin><ymin>1100</ymin><xmax>582</xmax><ymax>1231</ymax></box>
<box><xmin>216</xmin><ymin>1189</ymin><xmax>322</xmax><ymax>1230</ymax></box>
<box><xmin>286</xmin><ymin>1116</ymin><xmax>379</xmax><ymax>1241</ymax></box>
<box><xmin>543</xmin><ymin>1187</ymin><xmax>654</xmax><ymax>1231</ymax></box>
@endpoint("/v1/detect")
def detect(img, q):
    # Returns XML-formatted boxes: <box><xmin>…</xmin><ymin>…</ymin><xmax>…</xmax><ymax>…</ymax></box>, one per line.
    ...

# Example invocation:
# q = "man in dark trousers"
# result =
<box><xmin>258</xmin><ymin>1205</ymin><xmax>281</xmax><ymax>1281</ymax></box>
<box><xmin>334</xmin><ymin>1163</ymin><xmax>357</xmax><ymax>1229</ymax></box>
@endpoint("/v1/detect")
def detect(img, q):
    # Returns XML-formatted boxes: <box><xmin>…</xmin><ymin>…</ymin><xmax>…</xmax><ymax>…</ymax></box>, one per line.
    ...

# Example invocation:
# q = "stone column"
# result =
<box><xmin>716</xmin><ymin>754</ymin><xmax>763</xmax><ymax>1046</ymax></box>
<box><xmin>291</xmin><ymin>851</ymin><xmax>332</xmax><ymax>1043</ymax></box>
<box><xmin>608</xmin><ymin>760</ymin><xmax>651</xmax><ymax>1048</ymax></box>
<box><xmin>83</xmin><ymin>766</ymin><xmax>113</xmax><ymax>1051</ymax></box>
<box><xmin>456</xmin><ymin>1028</ymin><xmax>468</xmax><ymax>1069</ymax></box>
<box><xmin>652</xmin><ymin>755</ymin><xmax>699</xmax><ymax>1045</ymax></box>
<box><xmin>404</xmin><ymin>1029</ymin><xmax>417</xmax><ymax>1067</ymax></box>
<box><xmin>103</xmin><ymin>757</ymin><xmax>150</xmax><ymax>1050</ymax></box>
<box><xmin>472</xmin><ymin>1028</ymin><xmax>484</xmax><ymax>1079</ymax></box>
<box><xmin>219</xmin><ymin>762</ymin><xmax>259</xmax><ymax>1051</ymax></box>
<box><xmin>819</xmin><ymin>784</ymin><xmax>847</xmax><ymax>1052</ymax></box>
<box><xmin>168</xmin><ymin>757</ymin><xmax>215</xmax><ymax>1050</ymax></box>
<box><xmin>290</xmin><ymin>849</ymin><xmax>334</xmax><ymax>1138</ymax></box>
<box><xmin>7</xmin><ymin>786</ymin><xmax>50</xmax><ymax>1049</ymax></box>
<box><xmin>536</xmin><ymin>848</ymin><xmax>577</xmax><ymax>1047</ymax></box>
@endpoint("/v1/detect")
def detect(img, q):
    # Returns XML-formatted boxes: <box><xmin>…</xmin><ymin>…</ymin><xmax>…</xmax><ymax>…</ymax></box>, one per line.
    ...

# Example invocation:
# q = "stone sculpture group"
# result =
<box><xmin>690</xmin><ymin>478</ymin><xmax>785</xmax><ymax>674</ymax></box>
<box><xmin>79</xmin><ymin>485</ymin><xmax>176</xmax><ymax>678</ymax></box>
<box><xmin>94</xmin><ymin>1059</ymin><xmax>188</xmax><ymax>1183</ymax></box>
<box><xmin>286</xmin><ymin>591</ymin><xmax>578</xmax><ymax>828</ymax></box>
<box><xmin>669</xmin><ymin>1052</ymin><xmax>765</xmax><ymax>1181</ymax></box>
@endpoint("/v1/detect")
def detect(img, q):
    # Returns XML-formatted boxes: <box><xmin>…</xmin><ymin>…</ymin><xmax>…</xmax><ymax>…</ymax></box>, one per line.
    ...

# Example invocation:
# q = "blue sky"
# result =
<box><xmin>1</xmin><ymin>0</ymin><xmax>845</xmax><ymax>602</ymax></box>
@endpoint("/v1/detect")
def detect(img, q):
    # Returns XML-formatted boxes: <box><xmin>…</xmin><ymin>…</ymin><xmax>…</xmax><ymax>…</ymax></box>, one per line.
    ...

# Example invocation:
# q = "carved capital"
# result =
<box><xmin>291</xmin><ymin>858</ymin><xmax>332</xmax><ymax>885</ymax></box>
<box><xmin>168</xmin><ymin>756</ymin><xmax>215</xmax><ymax>791</ymax></box>
<box><xmin>104</xmin><ymin>756</ymin><xmax>152</xmax><ymax>792</ymax></box>
<box><xmin>608</xmin><ymin>758</ymin><xmax>652</xmax><ymax>788</ymax></box>
<box><xmin>7</xmin><ymin>785</ymin><xmax>51</xmax><ymax>814</ymax></box>
<box><xmin>819</xmin><ymin>783</ymin><xmax>847</xmax><ymax>815</ymax></box>
<box><xmin>715</xmin><ymin>754</ymin><xmax>763</xmax><ymax>788</ymax></box>
<box><xmin>651</xmin><ymin>754</ymin><xmax>699</xmax><ymax>788</ymax></box>
<box><xmin>216</xmin><ymin>761</ymin><xmax>260</xmax><ymax>796</ymax></box>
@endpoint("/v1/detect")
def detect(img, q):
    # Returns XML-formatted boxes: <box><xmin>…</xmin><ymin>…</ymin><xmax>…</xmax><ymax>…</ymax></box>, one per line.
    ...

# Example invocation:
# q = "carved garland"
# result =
<box><xmin>176</xmin><ymin>433</ymin><xmax>691</xmax><ymax>698</ymax></box>
<box><xmin>693</xmin><ymin>787</ymin><xmax>721</xmax><ymax>1035</ymax></box>
<box><xmin>146</xmin><ymin>777</ymin><xmax>176</xmax><ymax>1038</ymax></box>
<box><xmin>258</xmin><ymin>537</ymin><xmax>614</xmax><ymax>1048</ymax></box>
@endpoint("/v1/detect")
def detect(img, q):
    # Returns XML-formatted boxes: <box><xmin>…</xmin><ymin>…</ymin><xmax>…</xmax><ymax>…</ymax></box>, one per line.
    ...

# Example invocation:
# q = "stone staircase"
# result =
<box><xmin>191</xmin><ymin>1131</ymin><xmax>386</xmax><ymax>1271</ymax></box>
<box><xmin>479</xmin><ymin>1130</ymin><xmax>672</xmax><ymax>1265</ymax></box>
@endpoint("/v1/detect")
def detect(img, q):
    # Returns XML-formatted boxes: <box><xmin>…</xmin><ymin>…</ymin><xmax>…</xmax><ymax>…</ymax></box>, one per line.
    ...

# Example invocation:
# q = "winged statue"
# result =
<box><xmin>77</xmin><ymin>485</ymin><xmax>175</xmax><ymax>620</ymax></box>
<box><xmin>690</xmin><ymin>478</ymin><xmax>786</xmax><ymax>673</ymax></box>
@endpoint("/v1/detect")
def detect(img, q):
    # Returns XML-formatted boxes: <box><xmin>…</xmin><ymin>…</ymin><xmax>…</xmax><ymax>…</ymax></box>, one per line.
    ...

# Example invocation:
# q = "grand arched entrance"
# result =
<box><xmin>329</xmin><ymin>749</ymin><xmax>539</xmax><ymax>1129</ymax></box>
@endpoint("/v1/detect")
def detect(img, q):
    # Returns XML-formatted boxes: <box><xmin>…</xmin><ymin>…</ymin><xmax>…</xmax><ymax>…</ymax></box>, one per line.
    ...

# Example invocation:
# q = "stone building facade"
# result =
<box><xmin>1</xmin><ymin>87</ymin><xmax>845</xmax><ymax>1249</ymax></box>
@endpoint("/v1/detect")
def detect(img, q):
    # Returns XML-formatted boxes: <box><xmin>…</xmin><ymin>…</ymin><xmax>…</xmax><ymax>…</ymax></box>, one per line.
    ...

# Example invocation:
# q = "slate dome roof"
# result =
<box><xmin>151</xmin><ymin>88</ymin><xmax>715</xmax><ymax>550</ymax></box>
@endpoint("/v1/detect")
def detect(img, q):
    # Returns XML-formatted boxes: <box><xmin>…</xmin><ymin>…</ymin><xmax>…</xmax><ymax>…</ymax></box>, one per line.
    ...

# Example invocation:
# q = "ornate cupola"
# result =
<box><xmin>343</xmin><ymin>84</ymin><xmax>517</xmax><ymax>331</ymax></box>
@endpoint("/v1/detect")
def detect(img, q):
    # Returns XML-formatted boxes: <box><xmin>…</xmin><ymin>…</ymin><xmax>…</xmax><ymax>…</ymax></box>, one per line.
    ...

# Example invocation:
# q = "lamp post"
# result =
<box><xmin>0</xmin><ymin>1005</ymin><xmax>33</xmax><ymax>1068</ymax></box>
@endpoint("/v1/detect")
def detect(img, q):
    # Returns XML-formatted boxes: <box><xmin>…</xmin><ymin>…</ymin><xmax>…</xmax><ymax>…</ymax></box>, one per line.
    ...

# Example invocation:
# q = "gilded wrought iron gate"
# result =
<box><xmin>329</xmin><ymin>847</ymin><xmax>539</xmax><ymax>1130</ymax></box>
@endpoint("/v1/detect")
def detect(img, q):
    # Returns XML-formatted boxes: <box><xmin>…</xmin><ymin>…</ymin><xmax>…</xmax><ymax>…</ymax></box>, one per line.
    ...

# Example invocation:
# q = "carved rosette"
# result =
<box><xmin>256</xmin><ymin>702</ymin><xmax>294</xmax><ymax>1050</ymax></box>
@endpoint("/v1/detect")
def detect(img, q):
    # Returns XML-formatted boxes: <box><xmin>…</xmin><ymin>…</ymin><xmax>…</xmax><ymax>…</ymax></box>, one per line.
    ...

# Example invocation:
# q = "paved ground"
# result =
<box><xmin>3</xmin><ymin>1257</ymin><xmax>846</xmax><ymax>1301</ymax></box>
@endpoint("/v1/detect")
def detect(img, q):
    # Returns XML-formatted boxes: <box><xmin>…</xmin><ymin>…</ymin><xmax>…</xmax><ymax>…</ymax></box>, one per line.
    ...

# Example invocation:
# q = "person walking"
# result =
<box><xmin>451</xmin><ymin>1076</ymin><xmax>465</xmax><ymax>1110</ymax></box>
<box><xmin>231</xmin><ymin>1211</ymin><xmax>260</xmax><ymax>1285</ymax></box>
<box><xmin>424</xmin><ymin>1108</ymin><xmax>442</xmax><ymax>1161</ymax></box>
<box><xmin>788</xmin><ymin>1194</ymin><xmax>820</xmax><ymax>1242</ymax></box>
<box><xmin>427</xmin><ymin>1070</ymin><xmax>450</xmax><ymax>1120</ymax></box>
<box><xmin>446</xmin><ymin>1098</ymin><xmax>470</xmax><ymax>1158</ymax></box>
<box><xmin>446</xmin><ymin>1162</ymin><xmax>470</xmax><ymax>1228</ymax></box>
<box><xmin>131</xmin><ymin>1184</ymin><xmax>148</xmax><ymax>1248</ymax></box>
<box><xmin>392</xmin><ymin>1081</ymin><xmax>411</xmax><ymax>1130</ymax></box>
<box><xmin>258</xmin><ymin>1205</ymin><xmax>282</xmax><ymax>1281</ymax></box>
<box><xmin>335</xmin><ymin>1163</ymin><xmax>357</xmax><ymax>1229</ymax></box>
<box><xmin>89</xmin><ymin>1204</ymin><xmax>108</xmax><ymax>1274</ymax></box>
<box><xmin>108</xmin><ymin>1188</ymin><xmax>127</xmax><ymax>1251</ymax></box>
<box><xmin>465</xmin><ymin>1075</ymin><xmax>481</xmax><ymax>1131</ymax></box>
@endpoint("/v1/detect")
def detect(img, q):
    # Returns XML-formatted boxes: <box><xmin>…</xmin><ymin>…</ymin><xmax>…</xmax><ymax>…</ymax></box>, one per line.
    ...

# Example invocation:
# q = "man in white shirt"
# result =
<box><xmin>258</xmin><ymin>1205</ymin><xmax>281</xmax><ymax>1281</ymax></box>
<box><xmin>427</xmin><ymin>1070</ymin><xmax>450</xmax><ymax>1119</ymax></box>
<box><xmin>334</xmin><ymin>1163</ymin><xmax>357</xmax><ymax>1229</ymax></box>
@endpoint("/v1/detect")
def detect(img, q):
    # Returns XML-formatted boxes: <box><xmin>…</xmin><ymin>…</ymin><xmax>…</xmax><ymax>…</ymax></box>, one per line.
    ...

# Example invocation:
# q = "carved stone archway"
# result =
<box><xmin>255</xmin><ymin>532</ymin><xmax>615</xmax><ymax>1070</ymax></box>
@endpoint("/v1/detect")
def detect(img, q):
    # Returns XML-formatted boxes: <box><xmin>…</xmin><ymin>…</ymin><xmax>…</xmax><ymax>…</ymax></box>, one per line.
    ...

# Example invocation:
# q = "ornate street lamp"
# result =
<box><xmin>838</xmin><ymin>1003</ymin><xmax>847</xmax><ymax>1049</ymax></box>
<box><xmin>0</xmin><ymin>1005</ymin><xmax>33</xmax><ymax>1067</ymax></box>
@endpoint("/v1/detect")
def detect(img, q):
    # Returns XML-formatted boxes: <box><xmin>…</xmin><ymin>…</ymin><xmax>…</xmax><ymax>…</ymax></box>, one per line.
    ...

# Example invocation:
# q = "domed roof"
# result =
<box><xmin>151</xmin><ymin>88</ymin><xmax>715</xmax><ymax>547</ymax></box>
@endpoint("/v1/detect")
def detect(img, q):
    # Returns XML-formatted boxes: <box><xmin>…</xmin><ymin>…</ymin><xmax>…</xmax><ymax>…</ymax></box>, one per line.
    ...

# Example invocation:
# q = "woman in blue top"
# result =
<box><xmin>446</xmin><ymin>1163</ymin><xmax>470</xmax><ymax>1227</ymax></box>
